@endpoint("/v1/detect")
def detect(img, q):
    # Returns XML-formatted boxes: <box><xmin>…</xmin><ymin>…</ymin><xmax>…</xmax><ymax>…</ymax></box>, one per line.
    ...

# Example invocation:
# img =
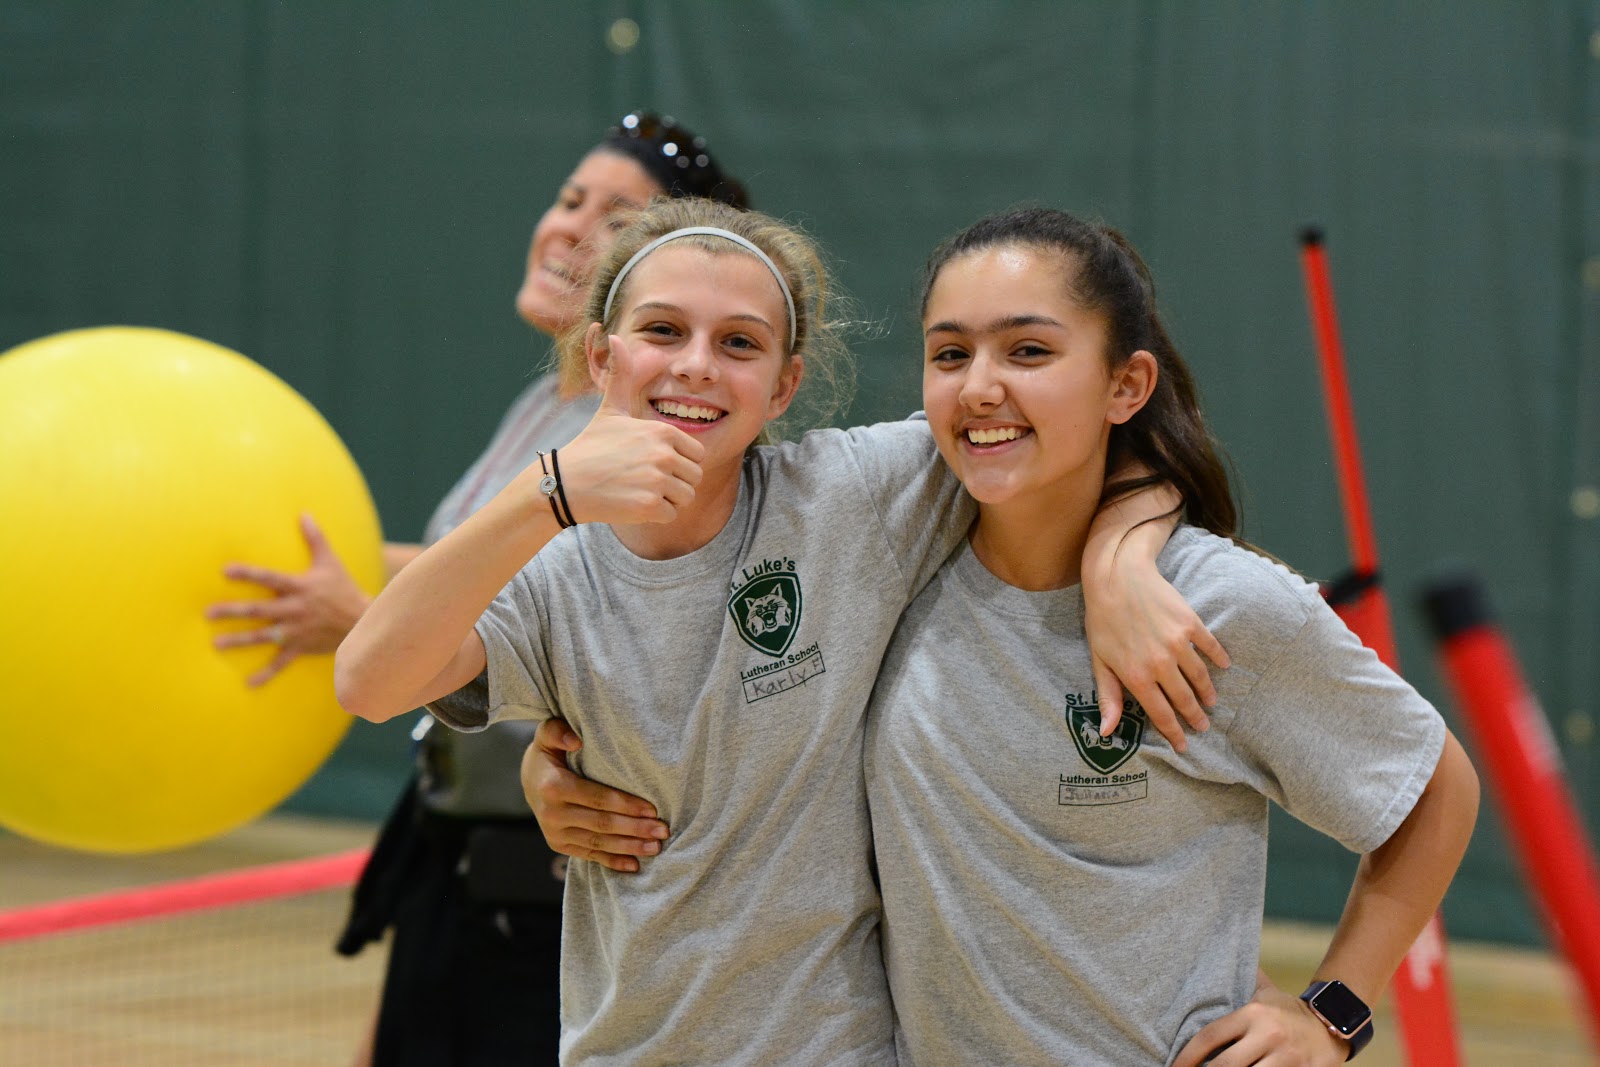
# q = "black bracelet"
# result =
<box><xmin>535</xmin><ymin>451</ymin><xmax>573</xmax><ymax>529</ymax></box>
<box><xmin>550</xmin><ymin>448</ymin><xmax>576</xmax><ymax>527</ymax></box>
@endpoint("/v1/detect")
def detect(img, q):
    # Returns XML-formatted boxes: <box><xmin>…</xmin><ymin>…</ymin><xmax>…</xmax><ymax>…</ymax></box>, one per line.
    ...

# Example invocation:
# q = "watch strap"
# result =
<box><xmin>1299</xmin><ymin>980</ymin><xmax>1374</xmax><ymax>1061</ymax></box>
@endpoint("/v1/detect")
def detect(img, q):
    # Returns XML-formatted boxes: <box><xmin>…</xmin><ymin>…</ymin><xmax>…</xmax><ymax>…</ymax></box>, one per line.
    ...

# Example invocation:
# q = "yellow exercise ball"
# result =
<box><xmin>0</xmin><ymin>326</ymin><xmax>385</xmax><ymax>853</ymax></box>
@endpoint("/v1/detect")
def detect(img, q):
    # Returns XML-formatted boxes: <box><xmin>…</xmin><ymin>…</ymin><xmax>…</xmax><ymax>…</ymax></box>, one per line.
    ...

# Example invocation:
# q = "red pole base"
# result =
<box><xmin>1424</xmin><ymin>576</ymin><xmax>1600</xmax><ymax>1049</ymax></box>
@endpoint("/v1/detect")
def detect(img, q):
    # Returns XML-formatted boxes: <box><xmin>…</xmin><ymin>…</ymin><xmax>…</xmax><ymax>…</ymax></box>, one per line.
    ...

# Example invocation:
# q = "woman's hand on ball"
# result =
<box><xmin>207</xmin><ymin>513</ymin><xmax>372</xmax><ymax>686</ymax></box>
<box><xmin>548</xmin><ymin>335</ymin><xmax>704</xmax><ymax>526</ymax></box>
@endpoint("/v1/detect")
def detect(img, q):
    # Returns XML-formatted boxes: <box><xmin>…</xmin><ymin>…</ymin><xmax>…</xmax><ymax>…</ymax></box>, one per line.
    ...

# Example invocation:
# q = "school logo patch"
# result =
<box><xmin>1065</xmin><ymin>692</ymin><xmax>1145</xmax><ymax>774</ymax></box>
<box><xmin>728</xmin><ymin>560</ymin><xmax>802</xmax><ymax>658</ymax></box>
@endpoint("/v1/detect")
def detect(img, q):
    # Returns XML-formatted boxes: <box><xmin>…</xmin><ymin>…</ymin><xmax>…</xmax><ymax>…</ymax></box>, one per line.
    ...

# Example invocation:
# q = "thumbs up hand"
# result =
<box><xmin>541</xmin><ymin>335</ymin><xmax>706</xmax><ymax>526</ymax></box>
<box><xmin>593</xmin><ymin>330</ymin><xmax>653</xmax><ymax>422</ymax></box>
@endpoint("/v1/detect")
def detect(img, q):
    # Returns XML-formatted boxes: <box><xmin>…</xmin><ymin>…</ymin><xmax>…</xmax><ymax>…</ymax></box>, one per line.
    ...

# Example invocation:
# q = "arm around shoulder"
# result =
<box><xmin>1081</xmin><ymin>479</ymin><xmax>1230</xmax><ymax>749</ymax></box>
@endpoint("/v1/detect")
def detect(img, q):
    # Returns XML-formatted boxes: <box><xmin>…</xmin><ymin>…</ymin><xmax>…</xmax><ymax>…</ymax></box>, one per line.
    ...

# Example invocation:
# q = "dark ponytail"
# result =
<box><xmin>920</xmin><ymin>207</ymin><xmax>1238</xmax><ymax>538</ymax></box>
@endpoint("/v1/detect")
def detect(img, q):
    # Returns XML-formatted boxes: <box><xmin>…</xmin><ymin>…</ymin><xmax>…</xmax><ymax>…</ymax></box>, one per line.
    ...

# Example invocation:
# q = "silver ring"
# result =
<box><xmin>265</xmin><ymin>624</ymin><xmax>287</xmax><ymax>644</ymax></box>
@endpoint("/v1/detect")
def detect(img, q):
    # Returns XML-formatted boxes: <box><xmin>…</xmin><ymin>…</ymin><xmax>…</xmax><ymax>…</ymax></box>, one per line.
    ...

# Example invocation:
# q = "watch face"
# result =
<box><xmin>1311</xmin><ymin>981</ymin><xmax>1372</xmax><ymax>1035</ymax></box>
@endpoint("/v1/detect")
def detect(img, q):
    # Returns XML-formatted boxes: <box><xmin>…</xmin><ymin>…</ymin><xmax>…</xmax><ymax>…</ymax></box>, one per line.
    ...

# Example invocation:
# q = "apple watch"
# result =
<box><xmin>1298</xmin><ymin>980</ymin><xmax>1373</xmax><ymax>1060</ymax></box>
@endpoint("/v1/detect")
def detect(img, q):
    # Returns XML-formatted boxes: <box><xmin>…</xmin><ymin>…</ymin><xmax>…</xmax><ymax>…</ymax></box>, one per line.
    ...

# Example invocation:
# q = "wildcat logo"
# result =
<box><xmin>1064</xmin><ymin>691</ymin><xmax>1145</xmax><ymax>774</ymax></box>
<box><xmin>746</xmin><ymin>590</ymin><xmax>791</xmax><ymax>636</ymax></box>
<box><xmin>728</xmin><ymin>564</ymin><xmax>803</xmax><ymax>657</ymax></box>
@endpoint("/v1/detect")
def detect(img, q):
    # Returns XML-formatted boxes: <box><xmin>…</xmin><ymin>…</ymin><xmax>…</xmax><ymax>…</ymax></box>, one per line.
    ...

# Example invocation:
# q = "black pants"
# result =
<box><xmin>339</xmin><ymin>783</ymin><xmax>564</xmax><ymax>1066</ymax></box>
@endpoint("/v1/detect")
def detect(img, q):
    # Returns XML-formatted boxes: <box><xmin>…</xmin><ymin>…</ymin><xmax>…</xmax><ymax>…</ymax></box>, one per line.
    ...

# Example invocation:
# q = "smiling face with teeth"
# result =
<box><xmin>588</xmin><ymin>243</ymin><xmax>803</xmax><ymax>490</ymax></box>
<box><xmin>922</xmin><ymin>245</ymin><xmax>1155</xmax><ymax>516</ymax></box>
<box><xmin>515</xmin><ymin>150</ymin><xmax>664</xmax><ymax>335</ymax></box>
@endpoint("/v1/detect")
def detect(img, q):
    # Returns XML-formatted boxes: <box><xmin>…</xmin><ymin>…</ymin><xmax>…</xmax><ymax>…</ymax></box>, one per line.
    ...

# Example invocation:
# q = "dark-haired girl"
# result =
<box><xmin>864</xmin><ymin>209</ymin><xmax>1478</xmax><ymax>1066</ymax></box>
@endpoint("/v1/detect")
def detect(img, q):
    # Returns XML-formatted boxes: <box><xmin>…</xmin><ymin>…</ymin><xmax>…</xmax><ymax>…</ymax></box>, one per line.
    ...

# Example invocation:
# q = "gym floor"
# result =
<box><xmin>0</xmin><ymin>815</ymin><xmax>1593</xmax><ymax>1066</ymax></box>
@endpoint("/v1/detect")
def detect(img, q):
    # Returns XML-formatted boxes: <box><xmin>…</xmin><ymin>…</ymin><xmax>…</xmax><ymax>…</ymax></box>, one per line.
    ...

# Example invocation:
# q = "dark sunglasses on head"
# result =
<box><xmin>613</xmin><ymin>111</ymin><xmax>715</xmax><ymax>174</ymax></box>
<box><xmin>605</xmin><ymin>111</ymin><xmax>747</xmax><ymax>208</ymax></box>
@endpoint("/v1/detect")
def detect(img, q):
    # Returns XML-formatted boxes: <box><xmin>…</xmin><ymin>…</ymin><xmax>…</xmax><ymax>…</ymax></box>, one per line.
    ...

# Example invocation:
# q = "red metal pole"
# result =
<box><xmin>1300</xmin><ymin>228</ymin><xmax>1398</xmax><ymax>661</ymax></box>
<box><xmin>1423</xmin><ymin>577</ymin><xmax>1600</xmax><ymax>1048</ymax></box>
<box><xmin>1299</xmin><ymin>228</ymin><xmax>1464</xmax><ymax>1066</ymax></box>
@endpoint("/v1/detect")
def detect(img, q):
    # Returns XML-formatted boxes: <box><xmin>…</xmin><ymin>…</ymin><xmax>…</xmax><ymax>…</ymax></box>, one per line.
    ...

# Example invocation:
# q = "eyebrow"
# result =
<box><xmin>562</xmin><ymin>182</ymin><xmax>641</xmax><ymax>209</ymax></box>
<box><xmin>925</xmin><ymin>313</ymin><xmax>1065</xmax><ymax>338</ymax></box>
<box><xmin>630</xmin><ymin>302</ymin><xmax>776</xmax><ymax>332</ymax></box>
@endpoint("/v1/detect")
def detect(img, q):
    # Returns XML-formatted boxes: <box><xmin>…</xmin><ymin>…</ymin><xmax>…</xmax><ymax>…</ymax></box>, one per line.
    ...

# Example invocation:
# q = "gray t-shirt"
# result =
<box><xmin>864</xmin><ymin>526</ymin><xmax>1446</xmax><ymax>1067</ymax></box>
<box><xmin>429</xmin><ymin>419</ymin><xmax>972</xmax><ymax>1067</ymax></box>
<box><xmin>416</xmin><ymin>371</ymin><xmax>599</xmax><ymax>817</ymax></box>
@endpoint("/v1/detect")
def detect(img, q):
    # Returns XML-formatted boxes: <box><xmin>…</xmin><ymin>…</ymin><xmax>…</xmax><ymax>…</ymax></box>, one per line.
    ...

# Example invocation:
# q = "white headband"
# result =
<box><xmin>602</xmin><ymin>226</ymin><xmax>798</xmax><ymax>350</ymax></box>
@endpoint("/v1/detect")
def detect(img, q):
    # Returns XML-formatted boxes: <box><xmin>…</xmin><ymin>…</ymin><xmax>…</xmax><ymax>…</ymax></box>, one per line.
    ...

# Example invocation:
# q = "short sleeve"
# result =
<box><xmin>424</xmin><ymin>563</ymin><xmax>558</xmax><ymax>732</ymax></box>
<box><xmin>1225</xmin><ymin>596</ymin><xmax>1447</xmax><ymax>854</ymax></box>
<box><xmin>838</xmin><ymin>417</ymin><xmax>973</xmax><ymax>599</ymax></box>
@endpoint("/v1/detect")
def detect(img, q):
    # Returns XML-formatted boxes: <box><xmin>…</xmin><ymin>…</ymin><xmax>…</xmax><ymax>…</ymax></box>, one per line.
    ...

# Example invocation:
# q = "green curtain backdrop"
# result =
<box><xmin>3</xmin><ymin>1</ymin><xmax>1597</xmax><ymax>947</ymax></box>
